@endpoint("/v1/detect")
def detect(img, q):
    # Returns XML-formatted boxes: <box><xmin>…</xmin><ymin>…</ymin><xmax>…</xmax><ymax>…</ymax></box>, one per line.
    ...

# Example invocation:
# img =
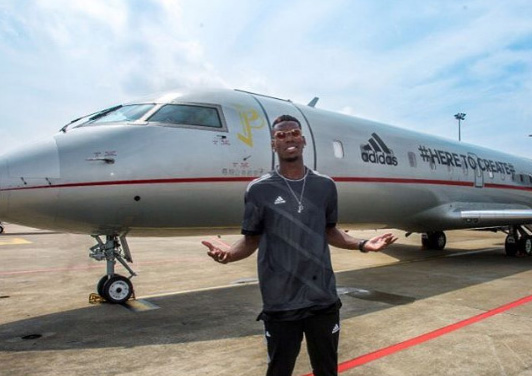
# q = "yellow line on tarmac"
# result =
<box><xmin>0</xmin><ymin>238</ymin><xmax>32</xmax><ymax>246</ymax></box>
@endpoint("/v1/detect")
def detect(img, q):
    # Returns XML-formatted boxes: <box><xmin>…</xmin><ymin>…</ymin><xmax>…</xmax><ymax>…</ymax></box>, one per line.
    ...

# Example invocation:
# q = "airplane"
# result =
<box><xmin>1</xmin><ymin>88</ymin><xmax>532</xmax><ymax>304</ymax></box>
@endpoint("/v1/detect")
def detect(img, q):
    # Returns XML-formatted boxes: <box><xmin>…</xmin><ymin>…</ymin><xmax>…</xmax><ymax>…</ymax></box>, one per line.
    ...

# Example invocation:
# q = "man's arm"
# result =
<box><xmin>203</xmin><ymin>234</ymin><xmax>261</xmax><ymax>264</ymax></box>
<box><xmin>326</xmin><ymin>227</ymin><xmax>397</xmax><ymax>252</ymax></box>
<box><xmin>326</xmin><ymin>227</ymin><xmax>361</xmax><ymax>250</ymax></box>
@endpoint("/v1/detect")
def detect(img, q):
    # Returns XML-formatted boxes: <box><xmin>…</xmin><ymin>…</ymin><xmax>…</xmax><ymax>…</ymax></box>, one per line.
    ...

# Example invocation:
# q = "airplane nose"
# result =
<box><xmin>6</xmin><ymin>138</ymin><xmax>60</xmax><ymax>181</ymax></box>
<box><xmin>0</xmin><ymin>137</ymin><xmax>60</xmax><ymax>226</ymax></box>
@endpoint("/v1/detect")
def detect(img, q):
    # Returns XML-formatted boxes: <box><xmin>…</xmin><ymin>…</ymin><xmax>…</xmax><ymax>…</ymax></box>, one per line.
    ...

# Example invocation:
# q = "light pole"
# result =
<box><xmin>454</xmin><ymin>112</ymin><xmax>466</xmax><ymax>141</ymax></box>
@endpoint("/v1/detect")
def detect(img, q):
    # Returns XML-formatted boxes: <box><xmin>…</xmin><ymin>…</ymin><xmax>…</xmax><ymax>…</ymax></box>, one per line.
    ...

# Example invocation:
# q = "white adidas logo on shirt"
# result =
<box><xmin>332</xmin><ymin>324</ymin><xmax>340</xmax><ymax>334</ymax></box>
<box><xmin>274</xmin><ymin>196</ymin><xmax>286</xmax><ymax>205</ymax></box>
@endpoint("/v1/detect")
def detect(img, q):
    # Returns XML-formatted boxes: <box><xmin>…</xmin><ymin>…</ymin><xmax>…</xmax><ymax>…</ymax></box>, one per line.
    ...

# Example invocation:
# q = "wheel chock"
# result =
<box><xmin>88</xmin><ymin>292</ymin><xmax>136</xmax><ymax>304</ymax></box>
<box><xmin>88</xmin><ymin>293</ymin><xmax>106</xmax><ymax>304</ymax></box>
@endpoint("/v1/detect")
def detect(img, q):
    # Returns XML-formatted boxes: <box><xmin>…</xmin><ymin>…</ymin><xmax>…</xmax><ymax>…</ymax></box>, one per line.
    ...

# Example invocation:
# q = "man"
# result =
<box><xmin>203</xmin><ymin>114</ymin><xmax>396</xmax><ymax>376</ymax></box>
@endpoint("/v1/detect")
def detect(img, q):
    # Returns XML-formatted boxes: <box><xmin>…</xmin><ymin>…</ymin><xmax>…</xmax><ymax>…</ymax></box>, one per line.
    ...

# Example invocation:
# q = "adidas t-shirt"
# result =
<box><xmin>242</xmin><ymin>168</ymin><xmax>339</xmax><ymax>313</ymax></box>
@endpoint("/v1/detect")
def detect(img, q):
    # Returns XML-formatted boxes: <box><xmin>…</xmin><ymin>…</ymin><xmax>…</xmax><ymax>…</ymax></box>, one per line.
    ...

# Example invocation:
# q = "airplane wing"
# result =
<box><xmin>461</xmin><ymin>210</ymin><xmax>532</xmax><ymax>225</ymax></box>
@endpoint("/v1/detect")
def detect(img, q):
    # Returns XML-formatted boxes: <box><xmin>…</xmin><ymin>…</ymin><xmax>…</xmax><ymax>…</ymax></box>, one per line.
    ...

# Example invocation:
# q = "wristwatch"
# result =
<box><xmin>359</xmin><ymin>240</ymin><xmax>369</xmax><ymax>253</ymax></box>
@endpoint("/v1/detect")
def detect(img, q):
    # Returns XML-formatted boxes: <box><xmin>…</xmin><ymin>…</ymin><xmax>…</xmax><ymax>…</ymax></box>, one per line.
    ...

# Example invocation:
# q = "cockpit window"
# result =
<box><xmin>83</xmin><ymin>104</ymin><xmax>156</xmax><ymax>125</ymax></box>
<box><xmin>148</xmin><ymin>104</ymin><xmax>222</xmax><ymax>128</ymax></box>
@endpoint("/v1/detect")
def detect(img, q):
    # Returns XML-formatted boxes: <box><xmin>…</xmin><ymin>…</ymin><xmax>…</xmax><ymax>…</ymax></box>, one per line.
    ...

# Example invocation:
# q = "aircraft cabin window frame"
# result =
<box><xmin>147</xmin><ymin>103</ymin><xmax>227</xmax><ymax>132</ymax></box>
<box><xmin>332</xmin><ymin>140</ymin><xmax>344</xmax><ymax>159</ymax></box>
<box><xmin>407</xmin><ymin>152</ymin><xmax>417</xmax><ymax>168</ymax></box>
<box><xmin>75</xmin><ymin>104</ymin><xmax>157</xmax><ymax>127</ymax></box>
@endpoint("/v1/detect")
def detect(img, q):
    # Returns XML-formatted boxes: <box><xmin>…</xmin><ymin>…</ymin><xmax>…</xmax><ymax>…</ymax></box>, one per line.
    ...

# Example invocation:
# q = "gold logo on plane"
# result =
<box><xmin>236</xmin><ymin>106</ymin><xmax>265</xmax><ymax>147</ymax></box>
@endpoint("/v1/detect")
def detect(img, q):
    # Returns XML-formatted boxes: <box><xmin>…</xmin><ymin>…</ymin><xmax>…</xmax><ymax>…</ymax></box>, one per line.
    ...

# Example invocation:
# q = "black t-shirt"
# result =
<box><xmin>242</xmin><ymin>168</ymin><xmax>339</xmax><ymax>317</ymax></box>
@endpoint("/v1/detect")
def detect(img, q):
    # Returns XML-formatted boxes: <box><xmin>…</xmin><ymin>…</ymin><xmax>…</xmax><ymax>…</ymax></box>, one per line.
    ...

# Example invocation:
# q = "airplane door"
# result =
<box><xmin>249</xmin><ymin>94</ymin><xmax>316</xmax><ymax>170</ymax></box>
<box><xmin>469</xmin><ymin>153</ymin><xmax>484</xmax><ymax>188</ymax></box>
<box><xmin>219</xmin><ymin>94</ymin><xmax>274</xmax><ymax>179</ymax></box>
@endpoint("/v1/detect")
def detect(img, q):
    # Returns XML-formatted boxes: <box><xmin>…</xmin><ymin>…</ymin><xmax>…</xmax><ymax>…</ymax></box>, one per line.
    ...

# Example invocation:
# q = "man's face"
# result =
<box><xmin>271</xmin><ymin>120</ymin><xmax>306</xmax><ymax>162</ymax></box>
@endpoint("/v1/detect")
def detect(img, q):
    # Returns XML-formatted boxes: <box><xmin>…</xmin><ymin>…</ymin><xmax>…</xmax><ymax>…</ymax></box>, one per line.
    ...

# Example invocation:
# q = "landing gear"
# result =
<box><xmin>504</xmin><ymin>226</ymin><xmax>532</xmax><ymax>257</ymax></box>
<box><xmin>0</xmin><ymin>222</ymin><xmax>4</xmax><ymax>234</ymax></box>
<box><xmin>422</xmin><ymin>231</ymin><xmax>447</xmax><ymax>250</ymax></box>
<box><xmin>89</xmin><ymin>235</ymin><xmax>136</xmax><ymax>304</ymax></box>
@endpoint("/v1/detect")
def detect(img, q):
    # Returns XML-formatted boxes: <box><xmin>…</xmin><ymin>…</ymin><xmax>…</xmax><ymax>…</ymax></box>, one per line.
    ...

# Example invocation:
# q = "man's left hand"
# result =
<box><xmin>364</xmin><ymin>233</ymin><xmax>397</xmax><ymax>252</ymax></box>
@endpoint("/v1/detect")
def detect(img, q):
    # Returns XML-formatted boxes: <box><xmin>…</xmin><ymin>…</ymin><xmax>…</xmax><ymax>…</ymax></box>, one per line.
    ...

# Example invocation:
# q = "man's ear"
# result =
<box><xmin>302</xmin><ymin>136</ymin><xmax>307</xmax><ymax>147</ymax></box>
<box><xmin>271</xmin><ymin>139</ymin><xmax>276</xmax><ymax>152</ymax></box>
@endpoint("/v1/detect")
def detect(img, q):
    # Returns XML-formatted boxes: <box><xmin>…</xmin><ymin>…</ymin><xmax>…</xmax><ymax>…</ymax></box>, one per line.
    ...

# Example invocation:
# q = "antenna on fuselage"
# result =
<box><xmin>307</xmin><ymin>97</ymin><xmax>319</xmax><ymax>108</ymax></box>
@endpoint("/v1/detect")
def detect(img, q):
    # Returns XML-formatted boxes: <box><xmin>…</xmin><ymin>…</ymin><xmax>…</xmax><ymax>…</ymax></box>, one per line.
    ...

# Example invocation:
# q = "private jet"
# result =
<box><xmin>1</xmin><ymin>88</ymin><xmax>531</xmax><ymax>303</ymax></box>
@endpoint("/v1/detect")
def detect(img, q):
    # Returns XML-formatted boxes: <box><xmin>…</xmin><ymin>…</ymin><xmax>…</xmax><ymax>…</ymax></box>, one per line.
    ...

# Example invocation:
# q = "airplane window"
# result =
<box><xmin>333</xmin><ymin>141</ymin><xmax>344</xmax><ymax>159</ymax></box>
<box><xmin>408</xmin><ymin>152</ymin><xmax>417</xmax><ymax>167</ymax></box>
<box><xmin>148</xmin><ymin>104</ymin><xmax>222</xmax><ymax>128</ymax></box>
<box><xmin>83</xmin><ymin>104</ymin><xmax>156</xmax><ymax>125</ymax></box>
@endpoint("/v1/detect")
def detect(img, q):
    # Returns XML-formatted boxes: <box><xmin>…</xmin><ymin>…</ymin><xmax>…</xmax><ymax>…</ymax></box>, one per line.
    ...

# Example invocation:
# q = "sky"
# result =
<box><xmin>1</xmin><ymin>0</ymin><xmax>532</xmax><ymax>157</ymax></box>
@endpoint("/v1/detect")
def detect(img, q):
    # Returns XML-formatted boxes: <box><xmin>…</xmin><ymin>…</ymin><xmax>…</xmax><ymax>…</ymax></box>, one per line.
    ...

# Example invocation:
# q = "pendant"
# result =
<box><xmin>298</xmin><ymin>204</ymin><xmax>304</xmax><ymax>213</ymax></box>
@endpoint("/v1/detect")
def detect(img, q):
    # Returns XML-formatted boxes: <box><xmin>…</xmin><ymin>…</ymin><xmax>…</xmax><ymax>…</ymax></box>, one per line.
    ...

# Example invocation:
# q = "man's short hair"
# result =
<box><xmin>272</xmin><ymin>115</ymin><xmax>301</xmax><ymax>128</ymax></box>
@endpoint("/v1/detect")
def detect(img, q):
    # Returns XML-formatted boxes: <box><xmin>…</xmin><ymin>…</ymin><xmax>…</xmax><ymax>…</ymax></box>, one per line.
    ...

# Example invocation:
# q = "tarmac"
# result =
<box><xmin>2</xmin><ymin>223</ymin><xmax>532</xmax><ymax>375</ymax></box>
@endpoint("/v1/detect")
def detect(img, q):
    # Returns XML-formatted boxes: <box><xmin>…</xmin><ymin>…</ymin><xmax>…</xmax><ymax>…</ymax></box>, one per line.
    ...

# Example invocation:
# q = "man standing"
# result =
<box><xmin>203</xmin><ymin>115</ymin><xmax>396</xmax><ymax>376</ymax></box>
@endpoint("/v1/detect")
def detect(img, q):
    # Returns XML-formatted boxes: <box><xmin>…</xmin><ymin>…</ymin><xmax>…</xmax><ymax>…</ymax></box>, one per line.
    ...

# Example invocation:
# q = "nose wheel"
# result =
<box><xmin>97</xmin><ymin>274</ymin><xmax>134</xmax><ymax>304</ymax></box>
<box><xmin>90</xmin><ymin>235</ymin><xmax>136</xmax><ymax>304</ymax></box>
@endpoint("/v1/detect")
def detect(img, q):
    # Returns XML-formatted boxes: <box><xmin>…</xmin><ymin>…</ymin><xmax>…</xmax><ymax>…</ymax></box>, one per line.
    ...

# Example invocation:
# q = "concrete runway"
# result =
<box><xmin>2</xmin><ymin>224</ymin><xmax>532</xmax><ymax>375</ymax></box>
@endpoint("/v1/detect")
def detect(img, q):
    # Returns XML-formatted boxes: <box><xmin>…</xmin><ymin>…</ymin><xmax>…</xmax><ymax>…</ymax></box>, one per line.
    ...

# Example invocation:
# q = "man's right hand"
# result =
<box><xmin>202</xmin><ymin>241</ymin><xmax>231</xmax><ymax>264</ymax></box>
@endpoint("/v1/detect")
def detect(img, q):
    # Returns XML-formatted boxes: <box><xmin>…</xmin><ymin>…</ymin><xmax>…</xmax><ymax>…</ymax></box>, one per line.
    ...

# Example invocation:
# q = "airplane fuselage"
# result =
<box><xmin>1</xmin><ymin>88</ymin><xmax>531</xmax><ymax>236</ymax></box>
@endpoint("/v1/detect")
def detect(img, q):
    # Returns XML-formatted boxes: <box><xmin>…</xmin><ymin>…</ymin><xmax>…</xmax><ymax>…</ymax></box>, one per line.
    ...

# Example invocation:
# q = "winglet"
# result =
<box><xmin>307</xmin><ymin>97</ymin><xmax>319</xmax><ymax>108</ymax></box>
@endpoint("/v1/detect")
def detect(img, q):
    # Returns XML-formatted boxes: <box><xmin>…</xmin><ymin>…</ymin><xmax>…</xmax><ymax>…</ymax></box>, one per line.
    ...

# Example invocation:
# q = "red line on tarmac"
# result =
<box><xmin>0</xmin><ymin>258</ymin><xmax>187</xmax><ymax>276</ymax></box>
<box><xmin>302</xmin><ymin>294</ymin><xmax>532</xmax><ymax>376</ymax></box>
<box><xmin>0</xmin><ymin>264</ymin><xmax>103</xmax><ymax>275</ymax></box>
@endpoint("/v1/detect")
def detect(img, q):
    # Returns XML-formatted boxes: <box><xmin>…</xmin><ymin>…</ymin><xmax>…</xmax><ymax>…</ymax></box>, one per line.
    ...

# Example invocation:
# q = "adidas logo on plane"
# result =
<box><xmin>360</xmin><ymin>132</ymin><xmax>398</xmax><ymax>166</ymax></box>
<box><xmin>274</xmin><ymin>196</ymin><xmax>286</xmax><ymax>205</ymax></box>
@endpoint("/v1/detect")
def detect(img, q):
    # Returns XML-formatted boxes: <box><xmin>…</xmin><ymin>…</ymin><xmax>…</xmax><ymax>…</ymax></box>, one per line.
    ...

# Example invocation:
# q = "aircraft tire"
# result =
<box><xmin>422</xmin><ymin>231</ymin><xmax>446</xmax><ymax>250</ymax></box>
<box><xmin>97</xmin><ymin>275</ymin><xmax>109</xmax><ymax>297</ymax></box>
<box><xmin>0</xmin><ymin>225</ymin><xmax>3</xmax><ymax>234</ymax></box>
<box><xmin>102</xmin><ymin>274</ymin><xmax>133</xmax><ymax>304</ymax></box>
<box><xmin>505</xmin><ymin>235</ymin><xmax>518</xmax><ymax>257</ymax></box>
<box><xmin>518</xmin><ymin>237</ymin><xmax>532</xmax><ymax>256</ymax></box>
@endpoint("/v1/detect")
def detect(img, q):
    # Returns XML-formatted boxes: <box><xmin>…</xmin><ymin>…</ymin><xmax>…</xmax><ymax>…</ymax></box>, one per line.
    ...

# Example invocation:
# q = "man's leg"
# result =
<box><xmin>303</xmin><ymin>311</ymin><xmax>340</xmax><ymax>376</ymax></box>
<box><xmin>264</xmin><ymin>319</ymin><xmax>304</xmax><ymax>376</ymax></box>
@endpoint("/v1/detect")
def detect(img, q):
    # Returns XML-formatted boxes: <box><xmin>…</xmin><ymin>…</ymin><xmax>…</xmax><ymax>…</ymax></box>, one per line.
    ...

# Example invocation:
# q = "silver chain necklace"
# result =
<box><xmin>277</xmin><ymin>168</ymin><xmax>308</xmax><ymax>213</ymax></box>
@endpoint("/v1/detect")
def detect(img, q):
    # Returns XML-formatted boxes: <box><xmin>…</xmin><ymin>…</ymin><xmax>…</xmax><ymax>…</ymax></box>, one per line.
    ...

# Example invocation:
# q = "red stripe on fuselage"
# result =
<box><xmin>1</xmin><ymin>176</ymin><xmax>532</xmax><ymax>192</ymax></box>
